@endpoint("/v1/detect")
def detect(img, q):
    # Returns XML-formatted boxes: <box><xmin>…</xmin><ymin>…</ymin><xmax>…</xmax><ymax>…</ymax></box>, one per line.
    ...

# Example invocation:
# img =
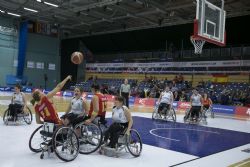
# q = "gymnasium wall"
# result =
<box><xmin>24</xmin><ymin>33</ymin><xmax>60</xmax><ymax>89</ymax></box>
<box><xmin>0</xmin><ymin>16</ymin><xmax>18</xmax><ymax>86</ymax></box>
<box><xmin>0</xmin><ymin>16</ymin><xmax>60</xmax><ymax>89</ymax></box>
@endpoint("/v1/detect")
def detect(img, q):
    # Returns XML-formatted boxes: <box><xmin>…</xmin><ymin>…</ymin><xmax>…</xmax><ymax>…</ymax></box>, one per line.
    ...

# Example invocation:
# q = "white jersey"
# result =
<box><xmin>70</xmin><ymin>97</ymin><xmax>84</xmax><ymax>115</ymax></box>
<box><xmin>191</xmin><ymin>94</ymin><xmax>202</xmax><ymax>106</ymax></box>
<box><xmin>160</xmin><ymin>91</ymin><xmax>173</xmax><ymax>104</ymax></box>
<box><xmin>112</xmin><ymin>106</ymin><xmax>128</xmax><ymax>123</ymax></box>
<box><xmin>12</xmin><ymin>92</ymin><xmax>24</xmax><ymax>105</ymax></box>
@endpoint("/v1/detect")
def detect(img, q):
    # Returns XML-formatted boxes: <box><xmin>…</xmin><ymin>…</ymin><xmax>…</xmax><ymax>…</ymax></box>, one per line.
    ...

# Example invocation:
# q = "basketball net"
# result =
<box><xmin>190</xmin><ymin>36</ymin><xmax>205</xmax><ymax>54</ymax></box>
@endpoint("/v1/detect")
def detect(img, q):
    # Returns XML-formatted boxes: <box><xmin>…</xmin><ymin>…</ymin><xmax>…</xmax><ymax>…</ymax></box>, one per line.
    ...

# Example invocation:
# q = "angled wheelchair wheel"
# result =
<box><xmin>75</xmin><ymin>123</ymin><xmax>102</xmax><ymax>154</ymax></box>
<box><xmin>52</xmin><ymin>127</ymin><xmax>79</xmax><ymax>162</ymax></box>
<box><xmin>127</xmin><ymin>129</ymin><xmax>142</xmax><ymax>157</ymax></box>
<box><xmin>152</xmin><ymin>105</ymin><xmax>160</xmax><ymax>120</ymax></box>
<box><xmin>29</xmin><ymin>125</ymin><xmax>44</xmax><ymax>153</ymax></box>
<box><xmin>23</xmin><ymin>107</ymin><xmax>33</xmax><ymax>125</ymax></box>
<box><xmin>3</xmin><ymin>108</ymin><xmax>11</xmax><ymax>125</ymax></box>
<box><xmin>211</xmin><ymin>111</ymin><xmax>215</xmax><ymax>118</ymax></box>
<box><xmin>183</xmin><ymin>109</ymin><xmax>190</xmax><ymax>123</ymax></box>
<box><xmin>171</xmin><ymin>108</ymin><xmax>176</xmax><ymax>122</ymax></box>
<box><xmin>152</xmin><ymin>110</ymin><xmax>157</xmax><ymax>120</ymax></box>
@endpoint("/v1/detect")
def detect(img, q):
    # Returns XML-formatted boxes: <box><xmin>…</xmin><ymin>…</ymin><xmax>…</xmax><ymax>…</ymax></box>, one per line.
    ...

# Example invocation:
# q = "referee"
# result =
<box><xmin>120</xmin><ymin>79</ymin><xmax>131</xmax><ymax>108</ymax></box>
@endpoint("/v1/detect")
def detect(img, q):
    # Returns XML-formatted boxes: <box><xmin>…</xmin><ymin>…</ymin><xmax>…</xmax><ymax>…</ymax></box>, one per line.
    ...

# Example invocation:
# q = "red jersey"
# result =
<box><xmin>202</xmin><ymin>98</ymin><xmax>211</xmax><ymax>106</ymax></box>
<box><xmin>89</xmin><ymin>93</ymin><xmax>107</xmax><ymax>117</ymax></box>
<box><xmin>35</xmin><ymin>96</ymin><xmax>61</xmax><ymax>124</ymax></box>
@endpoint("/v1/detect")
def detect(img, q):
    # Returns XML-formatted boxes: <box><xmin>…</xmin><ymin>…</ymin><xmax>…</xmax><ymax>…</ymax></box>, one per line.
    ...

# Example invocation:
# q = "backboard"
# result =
<box><xmin>193</xmin><ymin>0</ymin><xmax>226</xmax><ymax>46</ymax></box>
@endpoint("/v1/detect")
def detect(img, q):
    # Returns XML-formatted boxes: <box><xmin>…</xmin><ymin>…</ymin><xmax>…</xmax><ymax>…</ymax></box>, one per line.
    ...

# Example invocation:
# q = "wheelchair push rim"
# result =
<box><xmin>23</xmin><ymin>107</ymin><xmax>33</xmax><ymax>124</ymax></box>
<box><xmin>171</xmin><ymin>108</ymin><xmax>177</xmax><ymax>122</ymax></box>
<box><xmin>126</xmin><ymin>129</ymin><xmax>142</xmax><ymax>157</ymax></box>
<box><xmin>29</xmin><ymin>125</ymin><xmax>44</xmax><ymax>153</ymax></box>
<box><xmin>52</xmin><ymin>127</ymin><xmax>79</xmax><ymax>162</ymax></box>
<box><xmin>3</xmin><ymin>108</ymin><xmax>10</xmax><ymax>125</ymax></box>
<box><xmin>75</xmin><ymin>123</ymin><xmax>102</xmax><ymax>154</ymax></box>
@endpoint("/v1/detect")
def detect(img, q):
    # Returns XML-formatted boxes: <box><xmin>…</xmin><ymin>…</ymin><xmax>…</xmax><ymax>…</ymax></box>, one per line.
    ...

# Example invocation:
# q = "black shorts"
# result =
<box><xmin>190</xmin><ymin>106</ymin><xmax>202</xmax><ymax>117</ymax></box>
<box><xmin>203</xmin><ymin>105</ymin><xmax>209</xmax><ymax>110</ymax></box>
<box><xmin>158</xmin><ymin>103</ymin><xmax>170</xmax><ymax>111</ymax></box>
<box><xmin>61</xmin><ymin>113</ymin><xmax>78</xmax><ymax>122</ymax></box>
<box><xmin>61</xmin><ymin>113</ymin><xmax>89</xmax><ymax>126</ymax></box>
<box><xmin>72</xmin><ymin>115</ymin><xmax>89</xmax><ymax>127</ymax></box>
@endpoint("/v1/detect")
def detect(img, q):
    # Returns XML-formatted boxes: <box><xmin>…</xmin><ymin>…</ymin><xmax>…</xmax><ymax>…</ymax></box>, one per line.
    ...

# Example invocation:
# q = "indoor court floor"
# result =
<box><xmin>0</xmin><ymin>95</ymin><xmax>250</xmax><ymax>167</ymax></box>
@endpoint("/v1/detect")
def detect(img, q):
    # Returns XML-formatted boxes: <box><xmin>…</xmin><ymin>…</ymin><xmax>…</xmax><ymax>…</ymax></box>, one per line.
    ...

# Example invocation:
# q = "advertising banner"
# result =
<box><xmin>134</xmin><ymin>98</ymin><xmax>155</xmax><ymax>107</ymax></box>
<box><xmin>212</xmin><ymin>104</ymin><xmax>236</xmax><ymax>115</ymax></box>
<box><xmin>235</xmin><ymin>106</ymin><xmax>250</xmax><ymax>117</ymax></box>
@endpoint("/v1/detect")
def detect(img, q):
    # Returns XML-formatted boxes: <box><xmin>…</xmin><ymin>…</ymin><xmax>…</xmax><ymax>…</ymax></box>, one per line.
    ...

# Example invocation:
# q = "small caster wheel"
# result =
<box><xmin>40</xmin><ymin>154</ymin><xmax>44</xmax><ymax>159</ymax></box>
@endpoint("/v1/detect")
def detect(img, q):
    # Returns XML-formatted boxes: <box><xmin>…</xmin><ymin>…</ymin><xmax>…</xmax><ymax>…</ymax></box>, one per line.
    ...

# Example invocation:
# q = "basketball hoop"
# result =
<box><xmin>190</xmin><ymin>35</ymin><xmax>205</xmax><ymax>54</ymax></box>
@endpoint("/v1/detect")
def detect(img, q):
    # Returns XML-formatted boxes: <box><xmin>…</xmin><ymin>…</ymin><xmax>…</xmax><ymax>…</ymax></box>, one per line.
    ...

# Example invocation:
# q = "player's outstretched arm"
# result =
<box><xmin>47</xmin><ymin>75</ymin><xmax>71</xmax><ymax>99</ymax></box>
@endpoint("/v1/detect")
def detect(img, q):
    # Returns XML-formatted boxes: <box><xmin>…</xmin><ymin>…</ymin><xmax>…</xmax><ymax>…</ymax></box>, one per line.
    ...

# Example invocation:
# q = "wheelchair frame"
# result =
<box><xmin>29</xmin><ymin>122</ymin><xmax>80</xmax><ymax>162</ymax></box>
<box><xmin>99</xmin><ymin>128</ymin><xmax>143</xmax><ymax>158</ymax></box>
<box><xmin>152</xmin><ymin>104</ymin><xmax>176</xmax><ymax>122</ymax></box>
<box><xmin>3</xmin><ymin>106</ymin><xmax>32</xmax><ymax>125</ymax></box>
<box><xmin>183</xmin><ymin>106</ymin><xmax>208</xmax><ymax>125</ymax></box>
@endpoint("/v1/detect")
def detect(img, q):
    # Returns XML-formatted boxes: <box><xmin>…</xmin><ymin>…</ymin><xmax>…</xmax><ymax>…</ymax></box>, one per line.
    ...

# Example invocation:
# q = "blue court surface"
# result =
<box><xmin>130</xmin><ymin>116</ymin><xmax>250</xmax><ymax>157</ymax></box>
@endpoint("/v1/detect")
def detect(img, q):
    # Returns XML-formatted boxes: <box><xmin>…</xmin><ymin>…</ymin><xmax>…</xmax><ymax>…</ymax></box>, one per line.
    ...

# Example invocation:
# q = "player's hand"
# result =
<box><xmin>67</xmin><ymin>75</ymin><xmax>72</xmax><ymax>81</ymax></box>
<box><xmin>125</xmin><ymin>130</ymin><xmax>130</xmax><ymax>135</ymax></box>
<box><xmin>85</xmin><ymin>119</ymin><xmax>91</xmax><ymax>125</ymax></box>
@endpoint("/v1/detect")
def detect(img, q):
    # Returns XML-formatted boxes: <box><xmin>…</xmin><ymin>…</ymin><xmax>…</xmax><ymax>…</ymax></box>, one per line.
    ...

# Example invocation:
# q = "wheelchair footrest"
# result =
<box><xmin>100</xmin><ymin>146</ymin><xmax>119</xmax><ymax>157</ymax></box>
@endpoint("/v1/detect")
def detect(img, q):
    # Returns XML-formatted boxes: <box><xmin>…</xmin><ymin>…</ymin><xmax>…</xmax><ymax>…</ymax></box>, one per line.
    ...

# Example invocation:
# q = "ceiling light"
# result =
<box><xmin>0</xmin><ymin>10</ymin><xmax>5</xmax><ymax>13</ymax></box>
<box><xmin>24</xmin><ymin>7</ymin><xmax>38</xmax><ymax>13</ymax></box>
<box><xmin>36</xmin><ymin>0</ymin><xmax>42</xmax><ymax>2</ymax></box>
<box><xmin>7</xmin><ymin>12</ymin><xmax>21</xmax><ymax>17</ymax></box>
<box><xmin>44</xmin><ymin>1</ymin><xmax>58</xmax><ymax>7</ymax></box>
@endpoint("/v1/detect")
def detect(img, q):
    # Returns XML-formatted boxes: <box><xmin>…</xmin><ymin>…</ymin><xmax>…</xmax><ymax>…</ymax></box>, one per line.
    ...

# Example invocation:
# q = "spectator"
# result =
<box><xmin>179</xmin><ymin>90</ymin><xmax>188</xmax><ymax>102</ymax></box>
<box><xmin>173</xmin><ymin>91</ymin><xmax>179</xmax><ymax>101</ymax></box>
<box><xmin>173</xmin><ymin>76</ymin><xmax>178</xmax><ymax>83</ymax></box>
<box><xmin>220</xmin><ymin>91</ymin><xmax>230</xmax><ymax>105</ymax></box>
<box><xmin>210</xmin><ymin>91</ymin><xmax>218</xmax><ymax>104</ymax></box>
<box><xmin>177</xmin><ymin>74</ymin><xmax>184</xmax><ymax>83</ymax></box>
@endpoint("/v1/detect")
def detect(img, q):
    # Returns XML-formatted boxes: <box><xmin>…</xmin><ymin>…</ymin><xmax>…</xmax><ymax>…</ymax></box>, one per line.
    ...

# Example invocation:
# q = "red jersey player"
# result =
<box><xmin>85</xmin><ymin>83</ymin><xmax>107</xmax><ymax>125</ymax></box>
<box><xmin>31</xmin><ymin>75</ymin><xmax>72</xmax><ymax>124</ymax></box>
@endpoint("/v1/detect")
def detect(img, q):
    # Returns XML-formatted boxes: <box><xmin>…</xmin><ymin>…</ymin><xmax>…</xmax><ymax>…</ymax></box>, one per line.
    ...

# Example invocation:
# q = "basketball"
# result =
<box><xmin>71</xmin><ymin>51</ymin><xmax>83</xmax><ymax>64</ymax></box>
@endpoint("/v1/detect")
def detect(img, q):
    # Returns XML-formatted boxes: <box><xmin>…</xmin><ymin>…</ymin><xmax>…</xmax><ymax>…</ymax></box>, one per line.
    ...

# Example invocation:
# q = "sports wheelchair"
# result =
<box><xmin>152</xmin><ymin>103</ymin><xmax>176</xmax><ymax>122</ymax></box>
<box><xmin>29</xmin><ymin>122</ymin><xmax>80</xmax><ymax>162</ymax></box>
<box><xmin>183</xmin><ymin>106</ymin><xmax>208</xmax><ymax>125</ymax></box>
<box><xmin>99</xmin><ymin>128</ymin><xmax>143</xmax><ymax>158</ymax></box>
<box><xmin>74</xmin><ymin>121</ymin><xmax>103</xmax><ymax>154</ymax></box>
<box><xmin>203</xmin><ymin>106</ymin><xmax>215</xmax><ymax>118</ymax></box>
<box><xmin>3</xmin><ymin>105</ymin><xmax>32</xmax><ymax>125</ymax></box>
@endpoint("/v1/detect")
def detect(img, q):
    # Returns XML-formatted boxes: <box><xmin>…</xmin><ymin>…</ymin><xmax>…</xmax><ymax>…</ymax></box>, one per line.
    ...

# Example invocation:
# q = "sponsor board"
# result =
<box><xmin>129</xmin><ymin>97</ymin><xmax>135</xmax><ymax>106</ymax></box>
<box><xmin>212</xmin><ymin>104</ymin><xmax>235</xmax><ymax>115</ymax></box>
<box><xmin>87</xmin><ymin>93</ymin><xmax>93</xmax><ymax>100</ymax></box>
<box><xmin>63</xmin><ymin>91</ymin><xmax>74</xmax><ymax>97</ymax></box>
<box><xmin>235</xmin><ymin>106</ymin><xmax>250</xmax><ymax>117</ymax></box>
<box><xmin>105</xmin><ymin>95</ymin><xmax>115</xmax><ymax>102</ymax></box>
<box><xmin>173</xmin><ymin>101</ymin><xmax>178</xmax><ymax>110</ymax></box>
<box><xmin>134</xmin><ymin>98</ymin><xmax>155</xmax><ymax>107</ymax></box>
<box><xmin>177</xmin><ymin>102</ymin><xmax>191</xmax><ymax>113</ymax></box>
